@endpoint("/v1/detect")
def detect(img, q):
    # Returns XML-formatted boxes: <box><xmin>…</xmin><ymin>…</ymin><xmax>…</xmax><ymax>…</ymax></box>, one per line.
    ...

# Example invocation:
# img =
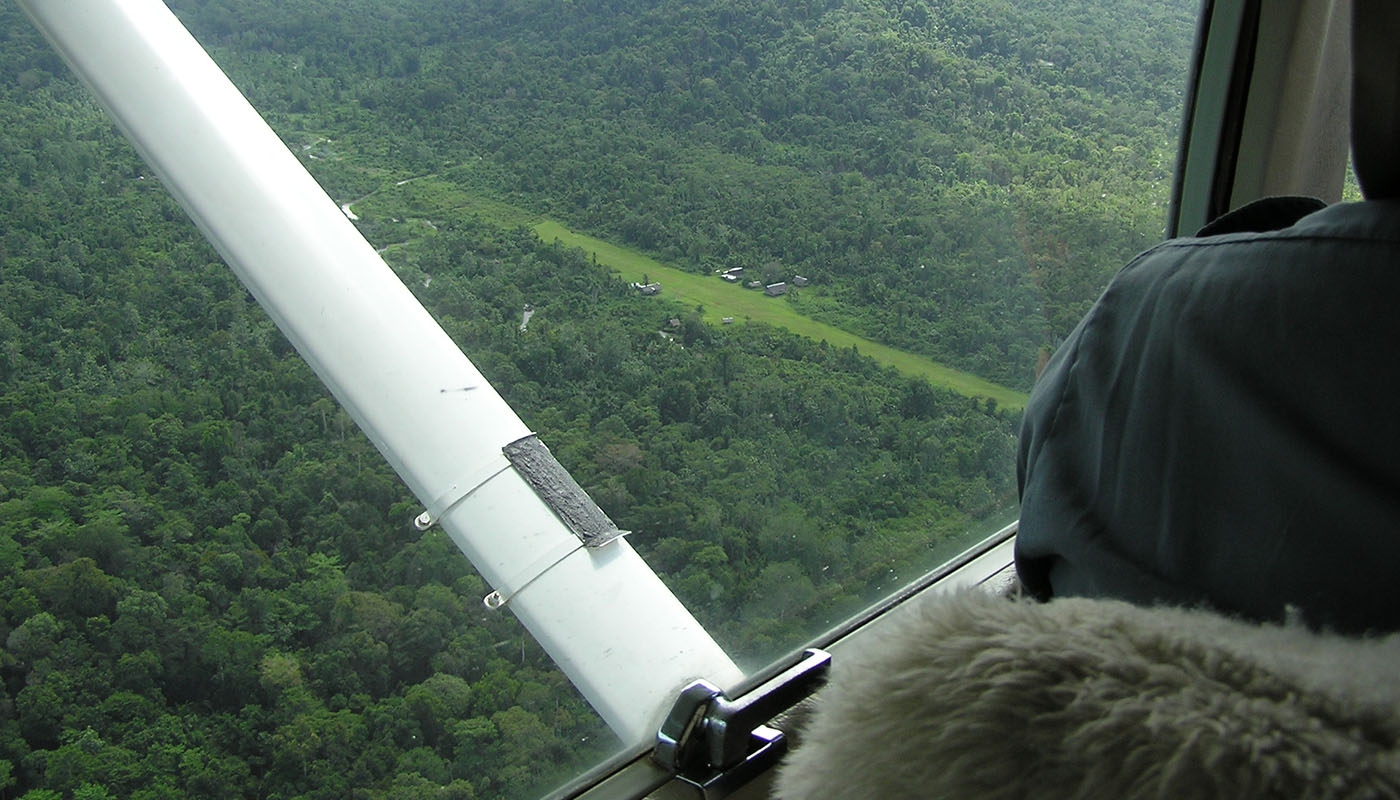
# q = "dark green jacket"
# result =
<box><xmin>1016</xmin><ymin>198</ymin><xmax>1400</xmax><ymax>634</ymax></box>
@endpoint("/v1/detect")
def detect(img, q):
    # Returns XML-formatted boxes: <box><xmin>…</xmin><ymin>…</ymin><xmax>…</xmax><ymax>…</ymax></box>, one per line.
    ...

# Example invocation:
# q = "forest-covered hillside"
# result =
<box><xmin>171</xmin><ymin>0</ymin><xmax>1195</xmax><ymax>389</ymax></box>
<box><xmin>1</xmin><ymin>0</ymin><xmax>1195</xmax><ymax>798</ymax></box>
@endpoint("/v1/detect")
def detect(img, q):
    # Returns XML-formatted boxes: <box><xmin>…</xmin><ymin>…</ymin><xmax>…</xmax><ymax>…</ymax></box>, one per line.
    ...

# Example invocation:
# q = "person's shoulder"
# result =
<box><xmin>1186</xmin><ymin>195</ymin><xmax>1400</xmax><ymax>242</ymax></box>
<box><xmin>1286</xmin><ymin>198</ymin><xmax>1400</xmax><ymax>242</ymax></box>
<box><xmin>1111</xmin><ymin>197</ymin><xmax>1400</xmax><ymax>291</ymax></box>
<box><xmin>1195</xmin><ymin>196</ymin><xmax>1327</xmax><ymax>237</ymax></box>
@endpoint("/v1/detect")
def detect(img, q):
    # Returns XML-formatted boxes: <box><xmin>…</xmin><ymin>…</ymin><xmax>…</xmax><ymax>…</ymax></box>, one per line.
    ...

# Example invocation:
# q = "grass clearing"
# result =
<box><xmin>355</xmin><ymin>175</ymin><xmax>1027</xmax><ymax>409</ymax></box>
<box><xmin>534</xmin><ymin>221</ymin><xmax>1028</xmax><ymax>410</ymax></box>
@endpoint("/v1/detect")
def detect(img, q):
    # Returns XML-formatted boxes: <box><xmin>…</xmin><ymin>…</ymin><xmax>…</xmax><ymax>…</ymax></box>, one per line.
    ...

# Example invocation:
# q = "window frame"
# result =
<box><xmin>16</xmin><ymin>0</ymin><xmax>1351</xmax><ymax>795</ymax></box>
<box><xmin>1170</xmin><ymin>0</ymin><xmax>1352</xmax><ymax>237</ymax></box>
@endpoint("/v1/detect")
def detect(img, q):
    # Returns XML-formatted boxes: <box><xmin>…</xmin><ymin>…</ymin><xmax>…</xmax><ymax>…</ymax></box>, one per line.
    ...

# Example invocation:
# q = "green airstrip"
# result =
<box><xmin>533</xmin><ymin>222</ymin><xmax>1027</xmax><ymax>410</ymax></box>
<box><xmin>357</xmin><ymin>177</ymin><xmax>1028</xmax><ymax>410</ymax></box>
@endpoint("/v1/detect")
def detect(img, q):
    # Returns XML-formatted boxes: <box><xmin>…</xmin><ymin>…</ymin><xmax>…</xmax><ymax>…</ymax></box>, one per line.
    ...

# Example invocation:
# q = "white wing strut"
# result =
<box><xmin>17</xmin><ymin>0</ymin><xmax>742</xmax><ymax>743</ymax></box>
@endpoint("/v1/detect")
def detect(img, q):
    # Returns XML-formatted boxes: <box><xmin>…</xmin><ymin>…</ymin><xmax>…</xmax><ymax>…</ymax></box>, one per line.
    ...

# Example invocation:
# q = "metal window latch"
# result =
<box><xmin>654</xmin><ymin>648</ymin><xmax>831</xmax><ymax>799</ymax></box>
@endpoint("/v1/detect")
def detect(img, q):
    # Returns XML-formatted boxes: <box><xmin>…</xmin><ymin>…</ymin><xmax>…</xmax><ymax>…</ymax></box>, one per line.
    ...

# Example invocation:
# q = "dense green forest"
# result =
<box><xmin>168</xmin><ymin>0</ymin><xmax>1194</xmax><ymax>388</ymax></box>
<box><xmin>1</xmin><ymin>0</ymin><xmax>1194</xmax><ymax>798</ymax></box>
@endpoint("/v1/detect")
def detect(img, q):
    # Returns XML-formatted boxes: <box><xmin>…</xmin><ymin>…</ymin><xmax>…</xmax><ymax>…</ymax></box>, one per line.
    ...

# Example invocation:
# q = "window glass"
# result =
<box><xmin>0</xmin><ymin>0</ymin><xmax>1197</xmax><ymax>797</ymax></box>
<box><xmin>1344</xmin><ymin>157</ymin><xmax>1365</xmax><ymax>202</ymax></box>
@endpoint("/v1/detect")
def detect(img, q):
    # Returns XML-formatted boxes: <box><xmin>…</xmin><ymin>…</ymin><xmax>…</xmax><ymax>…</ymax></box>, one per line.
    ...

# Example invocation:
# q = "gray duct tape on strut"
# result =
<box><xmin>416</xmin><ymin>433</ymin><xmax>628</xmax><ymax>610</ymax></box>
<box><xmin>478</xmin><ymin>435</ymin><xmax>629</xmax><ymax>610</ymax></box>
<box><xmin>503</xmin><ymin>434</ymin><xmax>627</xmax><ymax>548</ymax></box>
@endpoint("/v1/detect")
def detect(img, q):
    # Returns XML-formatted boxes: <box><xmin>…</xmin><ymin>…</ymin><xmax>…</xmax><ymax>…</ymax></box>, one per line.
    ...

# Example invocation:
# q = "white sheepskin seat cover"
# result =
<box><xmin>773</xmin><ymin>591</ymin><xmax>1400</xmax><ymax>799</ymax></box>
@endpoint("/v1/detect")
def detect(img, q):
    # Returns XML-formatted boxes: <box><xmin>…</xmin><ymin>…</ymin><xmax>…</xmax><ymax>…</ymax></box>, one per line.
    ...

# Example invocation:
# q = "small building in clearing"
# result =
<box><xmin>765</xmin><ymin>282</ymin><xmax>788</xmax><ymax>297</ymax></box>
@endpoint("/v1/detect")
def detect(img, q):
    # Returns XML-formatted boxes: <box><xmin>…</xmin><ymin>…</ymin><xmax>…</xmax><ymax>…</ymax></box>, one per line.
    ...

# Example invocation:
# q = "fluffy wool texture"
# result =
<box><xmin>772</xmin><ymin>591</ymin><xmax>1400</xmax><ymax>800</ymax></box>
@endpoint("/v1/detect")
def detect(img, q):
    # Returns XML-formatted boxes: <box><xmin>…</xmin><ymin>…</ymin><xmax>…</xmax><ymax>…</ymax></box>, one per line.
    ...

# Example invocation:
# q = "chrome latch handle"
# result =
<box><xmin>654</xmin><ymin>648</ymin><xmax>831</xmax><ymax>799</ymax></box>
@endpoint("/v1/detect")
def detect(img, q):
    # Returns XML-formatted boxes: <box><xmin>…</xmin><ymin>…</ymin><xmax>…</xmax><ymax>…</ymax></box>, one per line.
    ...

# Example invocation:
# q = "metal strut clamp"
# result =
<box><xmin>654</xmin><ymin>648</ymin><xmax>831</xmax><ymax>799</ymax></box>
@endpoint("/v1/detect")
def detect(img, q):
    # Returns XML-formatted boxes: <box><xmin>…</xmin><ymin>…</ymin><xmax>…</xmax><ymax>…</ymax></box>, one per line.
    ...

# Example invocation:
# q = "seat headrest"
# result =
<box><xmin>1352</xmin><ymin>0</ymin><xmax>1400</xmax><ymax>199</ymax></box>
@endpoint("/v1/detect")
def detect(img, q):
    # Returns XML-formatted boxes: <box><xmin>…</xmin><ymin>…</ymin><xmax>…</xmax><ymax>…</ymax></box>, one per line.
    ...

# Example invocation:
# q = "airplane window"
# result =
<box><xmin>1344</xmin><ymin>158</ymin><xmax>1365</xmax><ymax>202</ymax></box>
<box><xmin>1</xmin><ymin>0</ymin><xmax>1199</xmax><ymax>797</ymax></box>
